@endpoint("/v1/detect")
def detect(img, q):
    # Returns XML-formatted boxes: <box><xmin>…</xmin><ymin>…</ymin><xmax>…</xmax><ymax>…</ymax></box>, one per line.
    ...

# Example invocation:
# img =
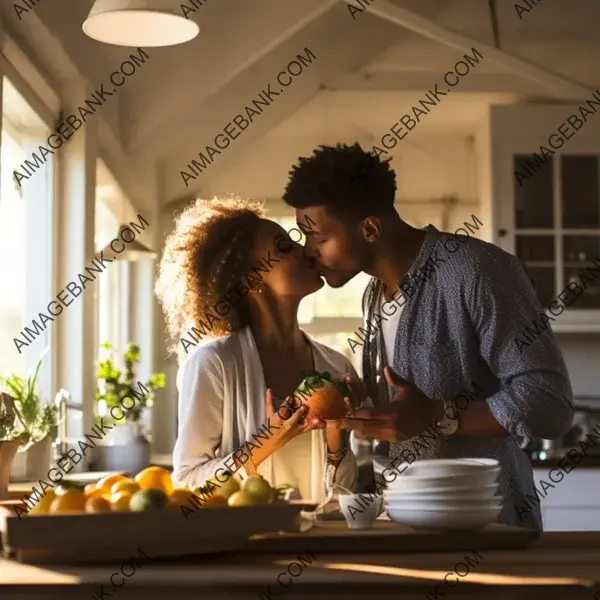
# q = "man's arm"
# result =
<box><xmin>463</xmin><ymin>249</ymin><xmax>574</xmax><ymax>447</ymax></box>
<box><xmin>432</xmin><ymin>399</ymin><xmax>508</xmax><ymax>437</ymax></box>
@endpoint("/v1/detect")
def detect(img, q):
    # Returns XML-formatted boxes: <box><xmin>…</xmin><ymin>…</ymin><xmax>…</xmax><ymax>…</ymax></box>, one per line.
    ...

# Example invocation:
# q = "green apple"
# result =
<box><xmin>242</xmin><ymin>475</ymin><xmax>274</xmax><ymax>504</ymax></box>
<box><xmin>211</xmin><ymin>473</ymin><xmax>240</xmax><ymax>499</ymax></box>
<box><xmin>228</xmin><ymin>490</ymin><xmax>263</xmax><ymax>507</ymax></box>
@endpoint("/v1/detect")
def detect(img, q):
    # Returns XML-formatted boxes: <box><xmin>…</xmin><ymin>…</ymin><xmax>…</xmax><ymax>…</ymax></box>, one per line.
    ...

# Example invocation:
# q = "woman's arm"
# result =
<box><xmin>172</xmin><ymin>349</ymin><xmax>231</xmax><ymax>489</ymax></box>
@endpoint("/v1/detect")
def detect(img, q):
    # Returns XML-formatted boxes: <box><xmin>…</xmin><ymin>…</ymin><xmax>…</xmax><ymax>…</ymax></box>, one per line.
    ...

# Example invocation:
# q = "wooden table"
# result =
<box><xmin>1</xmin><ymin>531</ymin><xmax>599</xmax><ymax>600</ymax></box>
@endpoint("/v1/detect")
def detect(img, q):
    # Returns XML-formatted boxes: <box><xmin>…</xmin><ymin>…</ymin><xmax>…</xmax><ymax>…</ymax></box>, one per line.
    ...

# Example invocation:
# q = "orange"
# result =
<box><xmin>49</xmin><ymin>490</ymin><xmax>86</xmax><ymax>514</ymax></box>
<box><xmin>96</xmin><ymin>474</ymin><xmax>127</xmax><ymax>494</ymax></box>
<box><xmin>85</xmin><ymin>496</ymin><xmax>111</xmax><ymax>513</ymax></box>
<box><xmin>111</xmin><ymin>479</ymin><xmax>141</xmax><ymax>496</ymax></box>
<box><xmin>110</xmin><ymin>491</ymin><xmax>132</xmax><ymax>512</ymax></box>
<box><xmin>168</xmin><ymin>488</ymin><xmax>197</xmax><ymax>510</ymax></box>
<box><xmin>87</xmin><ymin>488</ymin><xmax>110</xmax><ymax>500</ymax></box>
<box><xmin>134</xmin><ymin>466</ymin><xmax>173</xmax><ymax>495</ymax></box>
<box><xmin>84</xmin><ymin>483</ymin><xmax>98</xmax><ymax>496</ymax></box>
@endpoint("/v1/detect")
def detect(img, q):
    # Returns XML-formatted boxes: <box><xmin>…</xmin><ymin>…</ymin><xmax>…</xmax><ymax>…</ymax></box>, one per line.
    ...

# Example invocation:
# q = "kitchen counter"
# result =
<box><xmin>531</xmin><ymin>456</ymin><xmax>600</xmax><ymax>468</ymax></box>
<box><xmin>1</xmin><ymin>531</ymin><xmax>600</xmax><ymax>599</ymax></box>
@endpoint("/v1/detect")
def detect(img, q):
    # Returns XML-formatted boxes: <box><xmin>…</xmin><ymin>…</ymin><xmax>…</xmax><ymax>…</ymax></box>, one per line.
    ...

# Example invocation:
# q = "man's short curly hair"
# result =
<box><xmin>282</xmin><ymin>142</ymin><xmax>397</xmax><ymax>217</ymax></box>
<box><xmin>155</xmin><ymin>195</ymin><xmax>264</xmax><ymax>360</ymax></box>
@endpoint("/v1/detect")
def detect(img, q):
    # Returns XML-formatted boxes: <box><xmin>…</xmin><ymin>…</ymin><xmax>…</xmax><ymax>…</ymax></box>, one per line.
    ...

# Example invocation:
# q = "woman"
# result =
<box><xmin>155</xmin><ymin>195</ymin><xmax>358</xmax><ymax>503</ymax></box>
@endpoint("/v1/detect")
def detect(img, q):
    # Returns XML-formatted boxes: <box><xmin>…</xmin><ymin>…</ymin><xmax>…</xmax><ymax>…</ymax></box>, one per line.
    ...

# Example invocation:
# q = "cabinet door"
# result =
<box><xmin>490</xmin><ymin>105</ymin><xmax>600</xmax><ymax>332</ymax></box>
<box><xmin>542</xmin><ymin>507</ymin><xmax>600</xmax><ymax>531</ymax></box>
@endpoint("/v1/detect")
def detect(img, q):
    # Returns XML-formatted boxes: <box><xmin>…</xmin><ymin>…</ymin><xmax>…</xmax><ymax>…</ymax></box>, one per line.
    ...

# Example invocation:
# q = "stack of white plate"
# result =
<box><xmin>384</xmin><ymin>458</ymin><xmax>502</xmax><ymax>531</ymax></box>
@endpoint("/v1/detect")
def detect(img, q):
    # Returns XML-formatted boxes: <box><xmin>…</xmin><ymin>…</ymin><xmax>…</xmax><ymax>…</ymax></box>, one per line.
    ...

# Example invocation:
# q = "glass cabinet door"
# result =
<box><xmin>491</xmin><ymin>105</ymin><xmax>600</xmax><ymax>331</ymax></box>
<box><xmin>512</xmin><ymin>154</ymin><xmax>600</xmax><ymax>311</ymax></box>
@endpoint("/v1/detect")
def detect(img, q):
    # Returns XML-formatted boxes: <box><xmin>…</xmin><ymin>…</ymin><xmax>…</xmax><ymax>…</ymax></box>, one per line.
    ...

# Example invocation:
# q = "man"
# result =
<box><xmin>282</xmin><ymin>142</ymin><xmax>574</xmax><ymax>529</ymax></box>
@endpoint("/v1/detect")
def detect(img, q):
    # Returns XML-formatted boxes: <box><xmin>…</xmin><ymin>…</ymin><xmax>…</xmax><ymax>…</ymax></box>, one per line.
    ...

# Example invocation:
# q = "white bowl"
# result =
<box><xmin>387</xmin><ymin>505</ymin><xmax>502</xmax><ymax>530</ymax></box>
<box><xmin>385</xmin><ymin>483</ymin><xmax>499</xmax><ymax>501</ymax></box>
<box><xmin>339</xmin><ymin>493</ymin><xmax>382</xmax><ymax>530</ymax></box>
<box><xmin>388</xmin><ymin>469</ymin><xmax>499</xmax><ymax>492</ymax></box>
<box><xmin>404</xmin><ymin>459</ymin><xmax>499</xmax><ymax>478</ymax></box>
<box><xmin>385</xmin><ymin>498</ymin><xmax>502</xmax><ymax>512</ymax></box>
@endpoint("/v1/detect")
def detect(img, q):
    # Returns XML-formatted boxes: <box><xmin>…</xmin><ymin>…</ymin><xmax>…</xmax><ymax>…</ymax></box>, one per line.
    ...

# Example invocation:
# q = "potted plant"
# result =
<box><xmin>93</xmin><ymin>342</ymin><xmax>165</xmax><ymax>473</ymax></box>
<box><xmin>0</xmin><ymin>359</ymin><xmax>57</xmax><ymax>500</ymax></box>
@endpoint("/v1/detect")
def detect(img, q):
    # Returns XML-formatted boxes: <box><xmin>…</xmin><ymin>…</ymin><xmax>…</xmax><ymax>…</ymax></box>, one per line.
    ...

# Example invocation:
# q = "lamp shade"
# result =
<box><xmin>83</xmin><ymin>0</ymin><xmax>199</xmax><ymax>47</ymax></box>
<box><xmin>101</xmin><ymin>224</ymin><xmax>157</xmax><ymax>261</ymax></box>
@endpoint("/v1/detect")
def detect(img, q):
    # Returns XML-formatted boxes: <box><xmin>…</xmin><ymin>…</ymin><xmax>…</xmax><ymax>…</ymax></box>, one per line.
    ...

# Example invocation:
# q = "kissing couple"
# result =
<box><xmin>156</xmin><ymin>142</ymin><xmax>572</xmax><ymax>530</ymax></box>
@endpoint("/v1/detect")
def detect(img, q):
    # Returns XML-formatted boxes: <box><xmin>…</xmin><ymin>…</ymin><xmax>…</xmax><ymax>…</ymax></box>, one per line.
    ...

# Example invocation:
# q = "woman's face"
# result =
<box><xmin>251</xmin><ymin>219</ymin><xmax>324</xmax><ymax>298</ymax></box>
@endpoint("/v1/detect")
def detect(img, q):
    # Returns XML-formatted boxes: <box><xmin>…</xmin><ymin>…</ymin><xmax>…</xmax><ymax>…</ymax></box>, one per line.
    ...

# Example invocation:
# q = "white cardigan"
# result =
<box><xmin>172</xmin><ymin>326</ymin><xmax>358</xmax><ymax>502</ymax></box>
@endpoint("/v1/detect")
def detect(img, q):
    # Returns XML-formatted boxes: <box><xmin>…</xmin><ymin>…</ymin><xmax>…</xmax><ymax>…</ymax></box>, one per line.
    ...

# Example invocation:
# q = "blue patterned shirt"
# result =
<box><xmin>361</xmin><ymin>225</ymin><xmax>574</xmax><ymax>530</ymax></box>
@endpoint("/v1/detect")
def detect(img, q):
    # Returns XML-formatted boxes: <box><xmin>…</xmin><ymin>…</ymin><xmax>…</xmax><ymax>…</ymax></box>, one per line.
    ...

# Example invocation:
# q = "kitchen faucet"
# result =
<box><xmin>53</xmin><ymin>389</ymin><xmax>84</xmax><ymax>463</ymax></box>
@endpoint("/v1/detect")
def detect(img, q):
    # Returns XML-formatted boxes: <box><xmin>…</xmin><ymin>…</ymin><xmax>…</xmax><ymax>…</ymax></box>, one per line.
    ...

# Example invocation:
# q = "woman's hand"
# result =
<box><xmin>266</xmin><ymin>389</ymin><xmax>325</xmax><ymax>444</ymax></box>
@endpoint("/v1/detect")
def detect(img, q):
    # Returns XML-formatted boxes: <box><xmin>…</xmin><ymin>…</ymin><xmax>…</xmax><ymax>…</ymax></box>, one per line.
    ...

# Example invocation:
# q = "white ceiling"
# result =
<box><xmin>3</xmin><ymin>0</ymin><xmax>600</xmax><ymax>208</ymax></box>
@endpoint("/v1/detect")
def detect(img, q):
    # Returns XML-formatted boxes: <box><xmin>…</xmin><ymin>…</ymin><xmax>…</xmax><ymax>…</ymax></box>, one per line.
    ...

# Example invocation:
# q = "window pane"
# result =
<box><xmin>95</xmin><ymin>194</ymin><xmax>120</xmax><ymax>349</ymax></box>
<box><xmin>516</xmin><ymin>235</ymin><xmax>555</xmax><ymax>263</ymax></box>
<box><xmin>514</xmin><ymin>154</ymin><xmax>554</xmax><ymax>228</ymax></box>
<box><xmin>0</xmin><ymin>128</ymin><xmax>27</xmax><ymax>377</ymax></box>
<box><xmin>561</xmin><ymin>155</ymin><xmax>599</xmax><ymax>229</ymax></box>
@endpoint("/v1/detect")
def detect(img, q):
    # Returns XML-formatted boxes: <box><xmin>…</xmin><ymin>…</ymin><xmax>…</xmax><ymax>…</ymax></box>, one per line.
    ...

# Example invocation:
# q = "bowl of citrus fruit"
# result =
<box><xmin>2</xmin><ymin>468</ymin><xmax>313</xmax><ymax>563</ymax></box>
<box><xmin>26</xmin><ymin>466</ymin><xmax>196</xmax><ymax>516</ymax></box>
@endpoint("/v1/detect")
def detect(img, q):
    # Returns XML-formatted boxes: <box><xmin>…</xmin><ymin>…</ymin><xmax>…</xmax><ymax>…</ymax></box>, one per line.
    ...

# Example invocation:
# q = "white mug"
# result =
<box><xmin>339</xmin><ymin>493</ymin><xmax>381</xmax><ymax>530</ymax></box>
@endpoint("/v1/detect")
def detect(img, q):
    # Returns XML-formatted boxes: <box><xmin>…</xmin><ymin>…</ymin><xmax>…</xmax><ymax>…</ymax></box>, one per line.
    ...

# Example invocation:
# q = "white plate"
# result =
<box><xmin>385</xmin><ymin>484</ymin><xmax>500</xmax><ymax>502</ymax></box>
<box><xmin>404</xmin><ymin>459</ymin><xmax>500</xmax><ymax>478</ymax></box>
<box><xmin>388</xmin><ymin>469</ymin><xmax>499</xmax><ymax>492</ymax></box>
<box><xmin>386</xmin><ymin>505</ymin><xmax>502</xmax><ymax>531</ymax></box>
<box><xmin>385</xmin><ymin>498</ymin><xmax>503</xmax><ymax>511</ymax></box>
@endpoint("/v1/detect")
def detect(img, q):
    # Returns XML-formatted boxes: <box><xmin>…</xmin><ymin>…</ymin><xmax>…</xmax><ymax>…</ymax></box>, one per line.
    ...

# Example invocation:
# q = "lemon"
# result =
<box><xmin>111</xmin><ymin>480</ymin><xmax>141</xmax><ymax>496</ymax></box>
<box><xmin>49</xmin><ymin>490</ymin><xmax>86</xmax><ymax>514</ymax></box>
<box><xmin>28</xmin><ymin>490</ymin><xmax>56</xmax><ymax>515</ymax></box>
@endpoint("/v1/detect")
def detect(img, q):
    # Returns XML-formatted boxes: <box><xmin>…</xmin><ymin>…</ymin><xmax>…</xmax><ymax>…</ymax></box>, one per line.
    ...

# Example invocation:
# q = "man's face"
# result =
<box><xmin>295</xmin><ymin>206</ymin><xmax>366</xmax><ymax>288</ymax></box>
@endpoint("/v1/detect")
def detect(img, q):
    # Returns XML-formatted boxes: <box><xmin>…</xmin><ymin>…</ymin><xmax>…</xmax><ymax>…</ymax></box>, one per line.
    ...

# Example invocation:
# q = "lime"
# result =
<box><xmin>130</xmin><ymin>488</ymin><xmax>169</xmax><ymax>512</ymax></box>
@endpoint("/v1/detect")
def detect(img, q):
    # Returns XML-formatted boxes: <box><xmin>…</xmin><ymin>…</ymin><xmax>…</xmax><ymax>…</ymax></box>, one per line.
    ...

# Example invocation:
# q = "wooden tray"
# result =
<box><xmin>0</xmin><ymin>500</ymin><xmax>314</xmax><ymax>564</ymax></box>
<box><xmin>244</xmin><ymin>520</ymin><xmax>540</xmax><ymax>554</ymax></box>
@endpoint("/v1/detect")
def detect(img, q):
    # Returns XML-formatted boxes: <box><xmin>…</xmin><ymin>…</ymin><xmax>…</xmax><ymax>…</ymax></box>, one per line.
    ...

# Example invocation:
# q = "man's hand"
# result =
<box><xmin>340</xmin><ymin>367</ymin><xmax>438</xmax><ymax>442</ymax></box>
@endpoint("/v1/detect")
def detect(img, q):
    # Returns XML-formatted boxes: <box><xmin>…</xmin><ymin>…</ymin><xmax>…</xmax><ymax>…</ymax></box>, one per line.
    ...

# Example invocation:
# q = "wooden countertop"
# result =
<box><xmin>1</xmin><ymin>532</ymin><xmax>600</xmax><ymax>600</ymax></box>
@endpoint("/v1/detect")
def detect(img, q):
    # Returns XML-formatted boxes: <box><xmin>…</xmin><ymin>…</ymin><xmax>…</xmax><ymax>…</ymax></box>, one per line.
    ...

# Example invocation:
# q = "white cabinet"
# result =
<box><xmin>488</xmin><ymin>105</ymin><xmax>600</xmax><ymax>332</ymax></box>
<box><xmin>533</xmin><ymin>467</ymin><xmax>600</xmax><ymax>530</ymax></box>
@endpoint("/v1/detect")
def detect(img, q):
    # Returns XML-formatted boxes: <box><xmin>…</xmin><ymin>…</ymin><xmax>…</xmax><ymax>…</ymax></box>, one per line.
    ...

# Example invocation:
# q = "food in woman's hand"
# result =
<box><xmin>295</xmin><ymin>370</ymin><xmax>352</xmax><ymax>421</ymax></box>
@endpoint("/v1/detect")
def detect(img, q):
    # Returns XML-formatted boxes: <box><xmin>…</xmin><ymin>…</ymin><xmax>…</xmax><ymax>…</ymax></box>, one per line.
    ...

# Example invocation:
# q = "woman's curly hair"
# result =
<box><xmin>155</xmin><ymin>195</ymin><xmax>264</xmax><ymax>361</ymax></box>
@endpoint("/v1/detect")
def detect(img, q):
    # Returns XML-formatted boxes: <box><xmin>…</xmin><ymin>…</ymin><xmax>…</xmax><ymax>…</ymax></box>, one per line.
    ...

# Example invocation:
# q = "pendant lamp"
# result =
<box><xmin>100</xmin><ymin>224</ymin><xmax>157</xmax><ymax>262</ymax></box>
<box><xmin>83</xmin><ymin>0</ymin><xmax>199</xmax><ymax>47</ymax></box>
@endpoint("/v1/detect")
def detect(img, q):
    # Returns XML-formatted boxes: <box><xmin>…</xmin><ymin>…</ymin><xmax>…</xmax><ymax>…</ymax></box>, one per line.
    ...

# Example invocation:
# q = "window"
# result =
<box><xmin>96</xmin><ymin>194</ymin><xmax>122</xmax><ymax>350</ymax></box>
<box><xmin>0</xmin><ymin>126</ymin><xmax>27</xmax><ymax>377</ymax></box>
<box><xmin>0</xmin><ymin>77</ymin><xmax>53</xmax><ymax>385</ymax></box>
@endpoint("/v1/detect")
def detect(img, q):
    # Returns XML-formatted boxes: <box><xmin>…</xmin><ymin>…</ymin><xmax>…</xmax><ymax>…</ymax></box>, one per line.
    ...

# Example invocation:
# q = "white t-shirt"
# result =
<box><xmin>380</xmin><ymin>290</ymin><xmax>403</xmax><ymax>368</ymax></box>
